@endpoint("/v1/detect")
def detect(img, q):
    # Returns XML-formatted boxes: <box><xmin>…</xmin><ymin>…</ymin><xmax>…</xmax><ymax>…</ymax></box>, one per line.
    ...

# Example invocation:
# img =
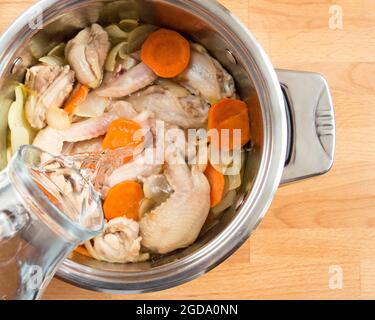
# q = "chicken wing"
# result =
<box><xmin>66</xmin><ymin>24</ymin><xmax>110</xmax><ymax>88</ymax></box>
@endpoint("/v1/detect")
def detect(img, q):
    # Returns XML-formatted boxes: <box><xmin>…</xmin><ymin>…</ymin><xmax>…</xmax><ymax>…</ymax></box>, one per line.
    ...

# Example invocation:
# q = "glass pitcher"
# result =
<box><xmin>0</xmin><ymin>145</ymin><xmax>104</xmax><ymax>300</ymax></box>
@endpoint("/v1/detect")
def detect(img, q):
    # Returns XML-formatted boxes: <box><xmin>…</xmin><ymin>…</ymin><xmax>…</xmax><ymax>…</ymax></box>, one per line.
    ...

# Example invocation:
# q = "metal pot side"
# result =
<box><xmin>0</xmin><ymin>0</ymin><xmax>288</xmax><ymax>293</ymax></box>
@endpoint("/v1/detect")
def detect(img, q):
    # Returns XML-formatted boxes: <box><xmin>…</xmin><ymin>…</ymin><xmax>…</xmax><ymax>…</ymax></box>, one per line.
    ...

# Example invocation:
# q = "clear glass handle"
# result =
<box><xmin>0</xmin><ymin>146</ymin><xmax>104</xmax><ymax>300</ymax></box>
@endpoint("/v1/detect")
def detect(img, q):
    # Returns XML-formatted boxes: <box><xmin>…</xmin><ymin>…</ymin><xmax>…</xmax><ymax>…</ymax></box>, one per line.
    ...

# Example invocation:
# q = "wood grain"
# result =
<box><xmin>1</xmin><ymin>0</ymin><xmax>374</xmax><ymax>299</ymax></box>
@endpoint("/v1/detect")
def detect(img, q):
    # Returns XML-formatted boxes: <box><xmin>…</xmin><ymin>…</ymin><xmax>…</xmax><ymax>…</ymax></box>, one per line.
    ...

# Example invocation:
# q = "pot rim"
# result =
<box><xmin>0</xmin><ymin>0</ymin><xmax>287</xmax><ymax>293</ymax></box>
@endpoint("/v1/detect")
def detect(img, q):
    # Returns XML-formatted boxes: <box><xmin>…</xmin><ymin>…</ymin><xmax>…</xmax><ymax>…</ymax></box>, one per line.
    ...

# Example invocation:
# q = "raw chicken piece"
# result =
<box><xmin>105</xmin><ymin>150</ymin><xmax>162</xmax><ymax>188</ymax></box>
<box><xmin>66</xmin><ymin>24</ymin><xmax>110</xmax><ymax>88</ymax></box>
<box><xmin>86</xmin><ymin>217</ymin><xmax>149</xmax><ymax>263</ymax></box>
<box><xmin>126</xmin><ymin>80</ymin><xmax>209</xmax><ymax>128</ymax></box>
<box><xmin>73</xmin><ymin>92</ymin><xmax>111</xmax><ymax>118</ymax></box>
<box><xmin>64</xmin><ymin>136</ymin><xmax>104</xmax><ymax>155</ymax></box>
<box><xmin>25</xmin><ymin>65</ymin><xmax>75</xmax><ymax>129</ymax></box>
<box><xmin>104</xmin><ymin>125</ymin><xmax>196</xmax><ymax>192</ymax></box>
<box><xmin>105</xmin><ymin>55</ymin><xmax>138</xmax><ymax>78</ymax></box>
<box><xmin>111</xmin><ymin>100</ymin><xmax>139</xmax><ymax>119</ymax></box>
<box><xmin>33</xmin><ymin>102</ymin><xmax>134</xmax><ymax>155</ymax></box>
<box><xmin>140</xmin><ymin>151</ymin><xmax>211</xmax><ymax>254</ymax></box>
<box><xmin>164</xmin><ymin>126</ymin><xmax>197</xmax><ymax>163</ymax></box>
<box><xmin>176</xmin><ymin>44</ymin><xmax>236</xmax><ymax>103</ymax></box>
<box><xmin>95</xmin><ymin>62</ymin><xmax>157</xmax><ymax>98</ymax></box>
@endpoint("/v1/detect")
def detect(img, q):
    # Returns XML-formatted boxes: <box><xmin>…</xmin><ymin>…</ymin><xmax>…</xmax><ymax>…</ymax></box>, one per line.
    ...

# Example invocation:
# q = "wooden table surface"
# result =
<box><xmin>0</xmin><ymin>0</ymin><xmax>374</xmax><ymax>300</ymax></box>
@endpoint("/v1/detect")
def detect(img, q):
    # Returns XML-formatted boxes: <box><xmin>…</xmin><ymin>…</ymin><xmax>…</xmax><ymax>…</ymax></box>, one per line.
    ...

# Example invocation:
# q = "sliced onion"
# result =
<box><xmin>118</xmin><ymin>50</ymin><xmax>138</xmax><ymax>67</ymax></box>
<box><xmin>118</xmin><ymin>19</ymin><xmax>139</xmax><ymax>32</ymax></box>
<box><xmin>190</xmin><ymin>42</ymin><xmax>208</xmax><ymax>54</ymax></box>
<box><xmin>105</xmin><ymin>41</ymin><xmax>128</xmax><ymax>72</ymax></box>
<box><xmin>208</xmin><ymin>145</ymin><xmax>245</xmax><ymax>176</ymax></box>
<box><xmin>227</xmin><ymin>174</ymin><xmax>241</xmax><ymax>191</ymax></box>
<box><xmin>208</xmin><ymin>145</ymin><xmax>226</xmax><ymax>174</ymax></box>
<box><xmin>139</xmin><ymin>198</ymin><xmax>157</xmax><ymax>217</ymax></box>
<box><xmin>0</xmin><ymin>99</ymin><xmax>12</xmax><ymax>169</ymax></box>
<box><xmin>39</xmin><ymin>56</ymin><xmax>65</xmax><ymax>66</ymax></box>
<box><xmin>143</xmin><ymin>174</ymin><xmax>173</xmax><ymax>204</ymax></box>
<box><xmin>8</xmin><ymin>85</ymin><xmax>36</xmax><ymax>155</ymax></box>
<box><xmin>224</xmin><ymin>150</ymin><xmax>246</xmax><ymax>176</ymax></box>
<box><xmin>47</xmin><ymin>43</ymin><xmax>66</xmax><ymax>58</ymax></box>
<box><xmin>126</xmin><ymin>24</ymin><xmax>159</xmax><ymax>54</ymax></box>
<box><xmin>29</xmin><ymin>36</ymin><xmax>57</xmax><ymax>59</ymax></box>
<box><xmin>73</xmin><ymin>93</ymin><xmax>110</xmax><ymax>118</ymax></box>
<box><xmin>105</xmin><ymin>24</ymin><xmax>129</xmax><ymax>39</ymax></box>
<box><xmin>211</xmin><ymin>190</ymin><xmax>237</xmax><ymax>216</ymax></box>
<box><xmin>46</xmin><ymin>107</ymin><xmax>71</xmax><ymax>130</ymax></box>
<box><xmin>6</xmin><ymin>145</ymin><xmax>12</xmax><ymax>163</ymax></box>
<box><xmin>210</xmin><ymin>162</ymin><xmax>227</xmax><ymax>175</ymax></box>
<box><xmin>10</xmin><ymin>127</ymin><xmax>31</xmax><ymax>155</ymax></box>
<box><xmin>8</xmin><ymin>86</ymin><xmax>26</xmax><ymax>130</ymax></box>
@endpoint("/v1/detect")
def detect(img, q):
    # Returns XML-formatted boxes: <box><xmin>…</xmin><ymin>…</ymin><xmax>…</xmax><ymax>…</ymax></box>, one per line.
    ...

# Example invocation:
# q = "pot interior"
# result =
<box><xmin>0</xmin><ymin>0</ymin><xmax>264</xmax><ymax>274</ymax></box>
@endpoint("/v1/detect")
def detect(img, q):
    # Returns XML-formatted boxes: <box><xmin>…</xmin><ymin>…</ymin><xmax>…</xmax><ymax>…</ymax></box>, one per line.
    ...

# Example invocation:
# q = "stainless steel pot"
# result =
<box><xmin>0</xmin><ymin>0</ymin><xmax>335</xmax><ymax>293</ymax></box>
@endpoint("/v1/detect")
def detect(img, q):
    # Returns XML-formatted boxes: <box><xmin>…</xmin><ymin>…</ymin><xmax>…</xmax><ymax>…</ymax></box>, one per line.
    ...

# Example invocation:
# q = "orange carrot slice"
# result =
<box><xmin>102</xmin><ymin>118</ymin><xmax>143</xmax><ymax>150</ymax></box>
<box><xmin>74</xmin><ymin>245</ymin><xmax>91</xmax><ymax>258</ymax></box>
<box><xmin>64</xmin><ymin>84</ymin><xmax>89</xmax><ymax>114</ymax></box>
<box><xmin>103</xmin><ymin>181</ymin><xmax>144</xmax><ymax>221</ymax></box>
<box><xmin>141</xmin><ymin>28</ymin><xmax>191</xmax><ymax>78</ymax></box>
<box><xmin>204</xmin><ymin>162</ymin><xmax>225</xmax><ymax>208</ymax></box>
<box><xmin>208</xmin><ymin>98</ymin><xmax>251</xmax><ymax>150</ymax></box>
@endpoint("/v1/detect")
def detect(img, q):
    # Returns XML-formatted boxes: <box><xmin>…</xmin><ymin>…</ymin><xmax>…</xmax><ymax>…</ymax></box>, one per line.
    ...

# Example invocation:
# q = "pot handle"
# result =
<box><xmin>276</xmin><ymin>70</ymin><xmax>336</xmax><ymax>184</ymax></box>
